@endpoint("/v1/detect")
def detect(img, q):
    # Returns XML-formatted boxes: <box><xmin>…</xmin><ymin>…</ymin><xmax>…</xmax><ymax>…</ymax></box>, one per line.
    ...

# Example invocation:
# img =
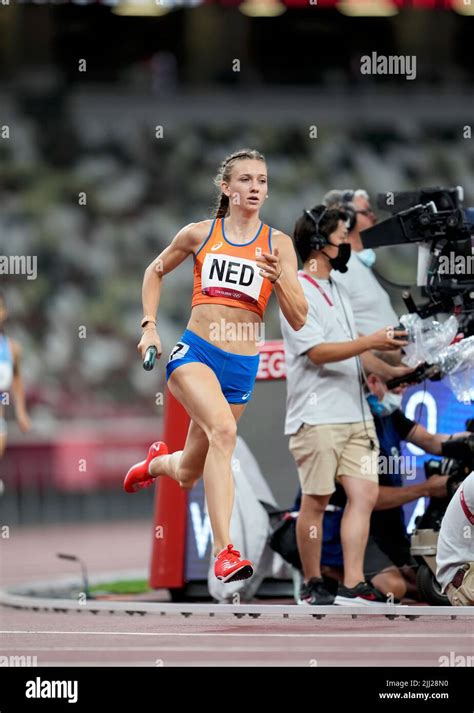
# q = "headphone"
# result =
<box><xmin>305</xmin><ymin>208</ymin><xmax>329</xmax><ymax>251</ymax></box>
<box><xmin>340</xmin><ymin>190</ymin><xmax>358</xmax><ymax>232</ymax></box>
<box><xmin>324</xmin><ymin>189</ymin><xmax>358</xmax><ymax>232</ymax></box>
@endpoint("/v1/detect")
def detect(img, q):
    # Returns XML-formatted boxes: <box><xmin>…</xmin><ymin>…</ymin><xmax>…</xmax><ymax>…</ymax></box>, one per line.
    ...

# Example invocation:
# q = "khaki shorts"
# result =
<box><xmin>446</xmin><ymin>563</ymin><xmax>474</xmax><ymax>606</ymax></box>
<box><xmin>289</xmin><ymin>421</ymin><xmax>380</xmax><ymax>496</ymax></box>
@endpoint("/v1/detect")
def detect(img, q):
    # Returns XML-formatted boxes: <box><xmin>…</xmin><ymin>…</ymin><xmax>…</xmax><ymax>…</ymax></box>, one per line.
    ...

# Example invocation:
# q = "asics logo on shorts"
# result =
<box><xmin>241</xmin><ymin>392</ymin><xmax>251</xmax><ymax>400</ymax></box>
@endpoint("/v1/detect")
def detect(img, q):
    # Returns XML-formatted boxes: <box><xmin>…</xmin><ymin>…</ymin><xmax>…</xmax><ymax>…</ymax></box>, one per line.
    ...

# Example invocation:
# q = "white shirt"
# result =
<box><xmin>280</xmin><ymin>272</ymin><xmax>372</xmax><ymax>435</ymax></box>
<box><xmin>332</xmin><ymin>252</ymin><xmax>398</xmax><ymax>336</ymax></box>
<box><xmin>436</xmin><ymin>471</ymin><xmax>474</xmax><ymax>592</ymax></box>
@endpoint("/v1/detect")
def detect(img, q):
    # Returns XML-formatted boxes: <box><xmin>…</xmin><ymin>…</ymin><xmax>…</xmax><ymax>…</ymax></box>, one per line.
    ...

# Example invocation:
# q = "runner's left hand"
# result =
<box><xmin>257</xmin><ymin>248</ymin><xmax>282</xmax><ymax>283</ymax></box>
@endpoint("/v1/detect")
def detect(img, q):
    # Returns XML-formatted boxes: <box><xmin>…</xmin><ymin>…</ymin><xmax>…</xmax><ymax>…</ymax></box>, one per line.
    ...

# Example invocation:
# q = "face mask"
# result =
<box><xmin>357</xmin><ymin>248</ymin><xmax>376</xmax><ymax>268</ymax></box>
<box><xmin>323</xmin><ymin>242</ymin><xmax>351</xmax><ymax>273</ymax></box>
<box><xmin>367</xmin><ymin>392</ymin><xmax>403</xmax><ymax>417</ymax></box>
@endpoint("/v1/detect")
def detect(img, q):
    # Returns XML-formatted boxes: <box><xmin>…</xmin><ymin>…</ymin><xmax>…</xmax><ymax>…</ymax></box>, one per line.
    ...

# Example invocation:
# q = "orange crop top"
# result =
<box><xmin>192</xmin><ymin>218</ymin><xmax>274</xmax><ymax>319</ymax></box>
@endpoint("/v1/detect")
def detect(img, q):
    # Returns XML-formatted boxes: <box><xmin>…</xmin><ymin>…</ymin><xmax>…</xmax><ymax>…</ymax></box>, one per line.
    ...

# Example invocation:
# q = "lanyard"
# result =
<box><xmin>460</xmin><ymin>487</ymin><xmax>474</xmax><ymax>526</ymax></box>
<box><xmin>299</xmin><ymin>271</ymin><xmax>354</xmax><ymax>340</ymax></box>
<box><xmin>298</xmin><ymin>271</ymin><xmax>333</xmax><ymax>306</ymax></box>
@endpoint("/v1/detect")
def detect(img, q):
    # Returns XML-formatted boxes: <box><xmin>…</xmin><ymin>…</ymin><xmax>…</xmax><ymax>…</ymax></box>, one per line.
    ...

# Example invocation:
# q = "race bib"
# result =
<box><xmin>167</xmin><ymin>342</ymin><xmax>190</xmax><ymax>363</ymax></box>
<box><xmin>201</xmin><ymin>253</ymin><xmax>263</xmax><ymax>305</ymax></box>
<box><xmin>0</xmin><ymin>362</ymin><xmax>13</xmax><ymax>391</ymax></box>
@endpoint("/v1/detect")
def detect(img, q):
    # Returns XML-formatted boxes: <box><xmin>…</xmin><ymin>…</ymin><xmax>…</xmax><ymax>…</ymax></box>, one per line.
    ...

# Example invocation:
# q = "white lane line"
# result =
<box><xmin>1</xmin><ymin>631</ymin><xmax>472</xmax><ymax>638</ymax></box>
<box><xmin>2</xmin><ymin>646</ymin><xmax>472</xmax><ymax>652</ymax></box>
<box><xmin>35</xmin><ymin>662</ymin><xmax>435</xmax><ymax>668</ymax></box>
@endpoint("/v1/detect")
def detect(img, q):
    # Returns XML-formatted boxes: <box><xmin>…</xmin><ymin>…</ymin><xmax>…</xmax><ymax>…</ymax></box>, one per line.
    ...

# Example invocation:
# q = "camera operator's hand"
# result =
<box><xmin>425</xmin><ymin>475</ymin><xmax>449</xmax><ymax>499</ymax></box>
<box><xmin>366</xmin><ymin>327</ymin><xmax>409</xmax><ymax>351</ymax></box>
<box><xmin>386</xmin><ymin>364</ymin><xmax>418</xmax><ymax>384</ymax></box>
<box><xmin>137</xmin><ymin>326</ymin><xmax>162</xmax><ymax>360</ymax></box>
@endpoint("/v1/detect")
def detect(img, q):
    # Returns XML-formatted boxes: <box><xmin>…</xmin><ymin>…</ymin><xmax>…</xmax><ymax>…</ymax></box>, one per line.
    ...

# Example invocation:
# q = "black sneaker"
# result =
<box><xmin>335</xmin><ymin>581</ymin><xmax>388</xmax><ymax>606</ymax></box>
<box><xmin>299</xmin><ymin>577</ymin><xmax>335</xmax><ymax>605</ymax></box>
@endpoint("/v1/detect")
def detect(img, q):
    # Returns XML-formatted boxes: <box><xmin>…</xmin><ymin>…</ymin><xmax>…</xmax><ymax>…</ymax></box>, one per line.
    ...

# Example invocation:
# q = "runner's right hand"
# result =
<box><xmin>137</xmin><ymin>327</ymin><xmax>162</xmax><ymax>360</ymax></box>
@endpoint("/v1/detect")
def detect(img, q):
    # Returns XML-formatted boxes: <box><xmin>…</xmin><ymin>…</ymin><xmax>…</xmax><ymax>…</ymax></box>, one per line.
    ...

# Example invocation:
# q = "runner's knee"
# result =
<box><xmin>208</xmin><ymin>418</ymin><xmax>237</xmax><ymax>452</ymax></box>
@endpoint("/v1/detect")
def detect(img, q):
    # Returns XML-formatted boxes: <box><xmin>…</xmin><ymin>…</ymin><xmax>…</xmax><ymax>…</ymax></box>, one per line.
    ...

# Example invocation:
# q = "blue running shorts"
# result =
<box><xmin>165</xmin><ymin>329</ymin><xmax>260</xmax><ymax>404</ymax></box>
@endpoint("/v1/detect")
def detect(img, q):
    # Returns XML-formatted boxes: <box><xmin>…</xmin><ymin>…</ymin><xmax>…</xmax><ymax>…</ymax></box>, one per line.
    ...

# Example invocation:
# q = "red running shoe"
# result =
<box><xmin>214</xmin><ymin>544</ymin><xmax>254</xmax><ymax>583</ymax></box>
<box><xmin>123</xmin><ymin>441</ymin><xmax>168</xmax><ymax>493</ymax></box>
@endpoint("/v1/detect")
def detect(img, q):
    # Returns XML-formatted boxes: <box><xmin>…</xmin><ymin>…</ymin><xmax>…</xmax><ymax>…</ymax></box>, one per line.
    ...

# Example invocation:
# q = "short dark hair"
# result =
<box><xmin>293</xmin><ymin>205</ymin><xmax>348</xmax><ymax>263</ymax></box>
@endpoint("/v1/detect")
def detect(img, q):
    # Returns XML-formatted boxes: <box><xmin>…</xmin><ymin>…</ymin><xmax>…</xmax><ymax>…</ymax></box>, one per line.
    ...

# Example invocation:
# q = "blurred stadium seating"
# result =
<box><xmin>1</xmin><ymin>3</ymin><xmax>473</xmax><ymax>523</ymax></box>
<box><xmin>2</xmin><ymin>95</ymin><xmax>473</xmax><ymax>428</ymax></box>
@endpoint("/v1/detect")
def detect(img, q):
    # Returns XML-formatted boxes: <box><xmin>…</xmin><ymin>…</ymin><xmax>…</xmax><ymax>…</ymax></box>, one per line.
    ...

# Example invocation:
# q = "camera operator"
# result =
<box><xmin>323</xmin><ymin>189</ymin><xmax>399</xmax><ymax>336</ymax></box>
<box><xmin>280</xmin><ymin>205</ymin><xmax>412</xmax><ymax>606</ymax></box>
<box><xmin>291</xmin><ymin>358</ymin><xmax>468</xmax><ymax>601</ymax></box>
<box><xmin>437</xmin><ymin>471</ymin><xmax>474</xmax><ymax>606</ymax></box>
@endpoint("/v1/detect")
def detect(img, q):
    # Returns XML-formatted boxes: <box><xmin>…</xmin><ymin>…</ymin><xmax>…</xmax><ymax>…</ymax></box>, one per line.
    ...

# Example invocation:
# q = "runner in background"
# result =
<box><xmin>0</xmin><ymin>290</ymin><xmax>31</xmax><ymax>459</ymax></box>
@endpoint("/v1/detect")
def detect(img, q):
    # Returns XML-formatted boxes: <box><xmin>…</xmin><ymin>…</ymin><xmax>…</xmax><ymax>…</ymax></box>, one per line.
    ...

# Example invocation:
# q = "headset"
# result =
<box><xmin>304</xmin><ymin>208</ymin><xmax>330</xmax><ymax>251</ymax></box>
<box><xmin>324</xmin><ymin>189</ymin><xmax>362</xmax><ymax>232</ymax></box>
<box><xmin>339</xmin><ymin>190</ymin><xmax>358</xmax><ymax>232</ymax></box>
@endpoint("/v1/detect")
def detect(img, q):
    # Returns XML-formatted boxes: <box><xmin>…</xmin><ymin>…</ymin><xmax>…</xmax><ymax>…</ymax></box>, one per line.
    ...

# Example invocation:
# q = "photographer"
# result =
<box><xmin>358</xmin><ymin>359</ymin><xmax>469</xmax><ymax>600</ymax></box>
<box><xmin>323</xmin><ymin>189</ymin><xmax>399</xmax><ymax>336</ymax></box>
<box><xmin>280</xmin><ymin>206</ymin><xmax>411</xmax><ymax>606</ymax></box>
<box><xmin>437</xmin><ymin>471</ymin><xmax>474</xmax><ymax>606</ymax></box>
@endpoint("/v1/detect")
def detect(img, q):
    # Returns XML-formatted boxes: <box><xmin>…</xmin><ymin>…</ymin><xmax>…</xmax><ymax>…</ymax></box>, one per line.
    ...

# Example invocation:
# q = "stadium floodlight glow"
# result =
<box><xmin>452</xmin><ymin>0</ymin><xmax>474</xmax><ymax>15</ymax></box>
<box><xmin>113</xmin><ymin>0</ymin><xmax>171</xmax><ymax>16</ymax></box>
<box><xmin>337</xmin><ymin>0</ymin><xmax>399</xmax><ymax>16</ymax></box>
<box><xmin>112</xmin><ymin>0</ymin><xmax>203</xmax><ymax>16</ymax></box>
<box><xmin>239</xmin><ymin>0</ymin><xmax>286</xmax><ymax>17</ymax></box>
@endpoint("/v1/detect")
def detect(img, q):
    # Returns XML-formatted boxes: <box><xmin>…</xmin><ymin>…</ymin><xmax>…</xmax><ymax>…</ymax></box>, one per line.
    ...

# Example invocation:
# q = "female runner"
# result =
<box><xmin>124</xmin><ymin>149</ymin><xmax>307</xmax><ymax>583</ymax></box>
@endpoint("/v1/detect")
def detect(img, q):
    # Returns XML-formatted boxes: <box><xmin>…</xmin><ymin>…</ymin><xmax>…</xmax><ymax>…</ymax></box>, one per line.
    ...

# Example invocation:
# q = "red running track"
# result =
<box><xmin>1</xmin><ymin>522</ymin><xmax>473</xmax><ymax>667</ymax></box>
